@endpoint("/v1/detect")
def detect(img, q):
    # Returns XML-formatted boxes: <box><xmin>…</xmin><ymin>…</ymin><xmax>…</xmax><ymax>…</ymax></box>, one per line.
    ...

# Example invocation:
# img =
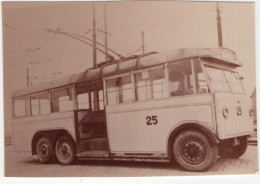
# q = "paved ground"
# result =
<box><xmin>4</xmin><ymin>144</ymin><xmax>259</xmax><ymax>177</ymax></box>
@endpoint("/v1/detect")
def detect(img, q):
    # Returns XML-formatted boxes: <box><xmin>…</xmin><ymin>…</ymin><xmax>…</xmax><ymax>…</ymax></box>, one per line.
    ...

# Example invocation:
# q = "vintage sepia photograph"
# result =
<box><xmin>2</xmin><ymin>0</ymin><xmax>258</xmax><ymax>179</ymax></box>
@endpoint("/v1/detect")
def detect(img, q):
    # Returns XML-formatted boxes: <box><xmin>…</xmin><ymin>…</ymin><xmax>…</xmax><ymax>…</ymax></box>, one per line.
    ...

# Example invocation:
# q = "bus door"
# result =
<box><xmin>74</xmin><ymin>81</ymin><xmax>109</xmax><ymax>157</ymax></box>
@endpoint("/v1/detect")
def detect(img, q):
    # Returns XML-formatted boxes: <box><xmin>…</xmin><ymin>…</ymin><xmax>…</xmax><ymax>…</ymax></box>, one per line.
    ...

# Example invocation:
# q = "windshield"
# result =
<box><xmin>205</xmin><ymin>66</ymin><xmax>244</xmax><ymax>94</ymax></box>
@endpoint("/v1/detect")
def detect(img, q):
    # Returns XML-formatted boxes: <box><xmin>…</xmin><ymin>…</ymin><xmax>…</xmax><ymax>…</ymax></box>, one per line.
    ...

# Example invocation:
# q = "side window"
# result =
<box><xmin>150</xmin><ymin>68</ymin><xmax>166</xmax><ymax>99</ymax></box>
<box><xmin>30</xmin><ymin>93</ymin><xmax>50</xmax><ymax>116</ymax></box>
<box><xmin>31</xmin><ymin>95</ymin><xmax>40</xmax><ymax>116</ymax></box>
<box><xmin>14</xmin><ymin>98</ymin><xmax>26</xmax><ymax>117</ymax></box>
<box><xmin>106</xmin><ymin>74</ymin><xmax>132</xmax><ymax>105</ymax></box>
<box><xmin>76</xmin><ymin>83</ymin><xmax>90</xmax><ymax>110</ymax></box>
<box><xmin>193</xmin><ymin>60</ymin><xmax>210</xmax><ymax>94</ymax></box>
<box><xmin>168</xmin><ymin>60</ymin><xmax>193</xmax><ymax>96</ymax></box>
<box><xmin>51</xmin><ymin>88</ymin><xmax>73</xmax><ymax>112</ymax></box>
<box><xmin>39</xmin><ymin>93</ymin><xmax>50</xmax><ymax>114</ymax></box>
<box><xmin>98</xmin><ymin>90</ymin><xmax>104</xmax><ymax>110</ymax></box>
<box><xmin>135</xmin><ymin>67</ymin><xmax>166</xmax><ymax>101</ymax></box>
<box><xmin>91</xmin><ymin>81</ymin><xmax>104</xmax><ymax>111</ymax></box>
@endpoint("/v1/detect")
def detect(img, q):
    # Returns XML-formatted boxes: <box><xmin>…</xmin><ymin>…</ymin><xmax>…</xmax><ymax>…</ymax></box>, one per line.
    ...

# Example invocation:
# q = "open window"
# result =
<box><xmin>51</xmin><ymin>87</ymin><xmax>73</xmax><ymax>113</ymax></box>
<box><xmin>76</xmin><ymin>82</ymin><xmax>90</xmax><ymax>110</ymax></box>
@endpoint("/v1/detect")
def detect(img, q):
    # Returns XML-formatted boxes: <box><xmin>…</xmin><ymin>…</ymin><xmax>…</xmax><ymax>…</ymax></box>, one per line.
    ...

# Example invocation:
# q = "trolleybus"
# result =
<box><xmin>11</xmin><ymin>47</ymin><xmax>254</xmax><ymax>171</ymax></box>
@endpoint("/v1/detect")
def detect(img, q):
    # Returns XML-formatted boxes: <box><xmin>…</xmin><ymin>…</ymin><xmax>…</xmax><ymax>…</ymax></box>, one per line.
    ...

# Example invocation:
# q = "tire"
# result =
<box><xmin>172</xmin><ymin>130</ymin><xmax>218</xmax><ymax>171</ymax></box>
<box><xmin>36</xmin><ymin>137</ymin><xmax>53</xmax><ymax>164</ymax></box>
<box><xmin>218</xmin><ymin>136</ymin><xmax>248</xmax><ymax>159</ymax></box>
<box><xmin>55</xmin><ymin>135</ymin><xmax>76</xmax><ymax>165</ymax></box>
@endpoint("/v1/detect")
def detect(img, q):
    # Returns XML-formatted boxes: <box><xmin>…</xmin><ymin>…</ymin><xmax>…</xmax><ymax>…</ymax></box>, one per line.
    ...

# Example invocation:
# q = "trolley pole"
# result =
<box><xmin>104</xmin><ymin>3</ymin><xmax>109</xmax><ymax>61</ymax></box>
<box><xmin>142</xmin><ymin>30</ymin><xmax>145</xmax><ymax>54</ymax></box>
<box><xmin>216</xmin><ymin>2</ymin><xmax>223</xmax><ymax>47</ymax></box>
<box><xmin>92</xmin><ymin>2</ymin><xmax>97</xmax><ymax>67</ymax></box>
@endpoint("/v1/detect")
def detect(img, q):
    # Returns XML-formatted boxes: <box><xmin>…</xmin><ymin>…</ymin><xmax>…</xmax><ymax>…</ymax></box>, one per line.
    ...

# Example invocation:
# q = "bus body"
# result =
<box><xmin>11</xmin><ymin>48</ymin><xmax>254</xmax><ymax>171</ymax></box>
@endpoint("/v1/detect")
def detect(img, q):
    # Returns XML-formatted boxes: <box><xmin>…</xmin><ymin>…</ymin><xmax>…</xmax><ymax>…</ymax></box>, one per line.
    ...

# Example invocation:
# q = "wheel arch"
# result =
<box><xmin>31</xmin><ymin>129</ymin><xmax>75</xmax><ymax>155</ymax></box>
<box><xmin>167</xmin><ymin>121</ymin><xmax>219</xmax><ymax>160</ymax></box>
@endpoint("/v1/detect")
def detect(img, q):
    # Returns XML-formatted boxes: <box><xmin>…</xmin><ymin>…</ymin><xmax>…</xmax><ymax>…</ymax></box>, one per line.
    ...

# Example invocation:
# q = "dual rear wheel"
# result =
<box><xmin>36</xmin><ymin>135</ymin><xmax>76</xmax><ymax>165</ymax></box>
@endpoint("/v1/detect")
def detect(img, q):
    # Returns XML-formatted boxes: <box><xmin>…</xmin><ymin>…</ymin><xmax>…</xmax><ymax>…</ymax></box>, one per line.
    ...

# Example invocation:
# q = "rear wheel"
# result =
<box><xmin>36</xmin><ymin>137</ymin><xmax>53</xmax><ymax>164</ymax></box>
<box><xmin>218</xmin><ymin>136</ymin><xmax>248</xmax><ymax>159</ymax></box>
<box><xmin>172</xmin><ymin>130</ymin><xmax>218</xmax><ymax>171</ymax></box>
<box><xmin>55</xmin><ymin>135</ymin><xmax>76</xmax><ymax>165</ymax></box>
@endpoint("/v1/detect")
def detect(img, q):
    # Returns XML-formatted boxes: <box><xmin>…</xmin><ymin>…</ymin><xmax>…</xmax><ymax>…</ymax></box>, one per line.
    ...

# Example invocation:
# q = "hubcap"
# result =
<box><xmin>182</xmin><ymin>141</ymin><xmax>205</xmax><ymax>164</ymax></box>
<box><xmin>39</xmin><ymin>143</ymin><xmax>49</xmax><ymax>159</ymax></box>
<box><xmin>59</xmin><ymin>142</ymin><xmax>71</xmax><ymax>159</ymax></box>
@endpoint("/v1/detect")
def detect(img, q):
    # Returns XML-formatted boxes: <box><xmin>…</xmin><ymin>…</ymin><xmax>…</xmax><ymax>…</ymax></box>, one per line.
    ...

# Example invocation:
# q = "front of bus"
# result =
<box><xmin>200</xmin><ymin>48</ymin><xmax>254</xmax><ymax>156</ymax></box>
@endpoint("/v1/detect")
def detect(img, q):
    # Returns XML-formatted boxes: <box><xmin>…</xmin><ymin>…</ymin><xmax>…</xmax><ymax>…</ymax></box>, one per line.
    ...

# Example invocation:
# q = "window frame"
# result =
<box><xmin>167</xmin><ymin>58</ymin><xmax>213</xmax><ymax>97</ymax></box>
<box><xmin>30</xmin><ymin>91</ymin><xmax>51</xmax><ymax>116</ymax></box>
<box><xmin>105</xmin><ymin>72</ymin><xmax>133</xmax><ymax>106</ymax></box>
<box><xmin>75</xmin><ymin>80</ymin><xmax>104</xmax><ymax>111</ymax></box>
<box><xmin>167</xmin><ymin>59</ymin><xmax>195</xmax><ymax>97</ymax></box>
<box><xmin>76</xmin><ymin>82</ymin><xmax>91</xmax><ymax>110</ymax></box>
<box><xmin>134</xmin><ymin>64</ymin><xmax>167</xmax><ymax>101</ymax></box>
<box><xmin>50</xmin><ymin>85</ymin><xmax>74</xmax><ymax>113</ymax></box>
<box><xmin>203</xmin><ymin>64</ymin><xmax>245</xmax><ymax>94</ymax></box>
<box><xmin>13</xmin><ymin>96</ymin><xmax>28</xmax><ymax>118</ymax></box>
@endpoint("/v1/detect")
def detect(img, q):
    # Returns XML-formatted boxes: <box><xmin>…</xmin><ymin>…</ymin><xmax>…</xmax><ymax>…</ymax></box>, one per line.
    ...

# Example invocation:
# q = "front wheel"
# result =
<box><xmin>172</xmin><ymin>130</ymin><xmax>218</xmax><ymax>171</ymax></box>
<box><xmin>55</xmin><ymin>135</ymin><xmax>76</xmax><ymax>165</ymax></box>
<box><xmin>218</xmin><ymin>136</ymin><xmax>248</xmax><ymax>159</ymax></box>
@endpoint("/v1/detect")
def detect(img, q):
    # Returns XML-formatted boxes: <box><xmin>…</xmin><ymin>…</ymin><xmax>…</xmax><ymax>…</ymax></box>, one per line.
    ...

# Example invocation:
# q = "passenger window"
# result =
<box><xmin>31</xmin><ymin>96</ymin><xmax>40</xmax><ymax>116</ymax></box>
<box><xmin>30</xmin><ymin>93</ymin><xmax>50</xmax><ymax>116</ymax></box>
<box><xmin>90</xmin><ymin>81</ymin><xmax>104</xmax><ymax>111</ymax></box>
<box><xmin>76</xmin><ymin>83</ymin><xmax>90</xmax><ymax>110</ymax></box>
<box><xmin>168</xmin><ymin>60</ymin><xmax>193</xmax><ymax>96</ymax></box>
<box><xmin>14</xmin><ymin>98</ymin><xmax>26</xmax><ymax>117</ymax></box>
<box><xmin>78</xmin><ymin>93</ymin><xmax>89</xmax><ymax>109</ymax></box>
<box><xmin>98</xmin><ymin>90</ymin><xmax>104</xmax><ymax>110</ymax></box>
<box><xmin>106</xmin><ymin>74</ymin><xmax>132</xmax><ymax>105</ymax></box>
<box><xmin>39</xmin><ymin>93</ymin><xmax>50</xmax><ymax>115</ymax></box>
<box><xmin>135</xmin><ymin>68</ymin><xmax>166</xmax><ymax>101</ymax></box>
<box><xmin>51</xmin><ymin>88</ymin><xmax>73</xmax><ymax>112</ymax></box>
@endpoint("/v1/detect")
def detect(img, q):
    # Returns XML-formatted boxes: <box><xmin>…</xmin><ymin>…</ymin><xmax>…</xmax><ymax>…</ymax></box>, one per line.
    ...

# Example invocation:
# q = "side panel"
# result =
<box><xmin>12</xmin><ymin>111</ymin><xmax>76</xmax><ymax>152</ymax></box>
<box><xmin>106</xmin><ymin>94</ymin><xmax>215</xmax><ymax>153</ymax></box>
<box><xmin>215</xmin><ymin>93</ymin><xmax>254</xmax><ymax>139</ymax></box>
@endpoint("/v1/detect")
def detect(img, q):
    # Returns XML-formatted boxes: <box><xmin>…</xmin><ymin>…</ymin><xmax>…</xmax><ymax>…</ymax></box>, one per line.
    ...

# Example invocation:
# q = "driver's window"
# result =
<box><xmin>168</xmin><ymin>60</ymin><xmax>193</xmax><ymax>96</ymax></box>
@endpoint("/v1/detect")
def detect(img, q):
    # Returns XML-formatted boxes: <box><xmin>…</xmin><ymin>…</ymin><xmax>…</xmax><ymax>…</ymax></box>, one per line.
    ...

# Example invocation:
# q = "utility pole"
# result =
<box><xmin>216</xmin><ymin>2</ymin><xmax>223</xmax><ymax>47</ymax></box>
<box><xmin>142</xmin><ymin>30</ymin><xmax>145</xmax><ymax>54</ymax></box>
<box><xmin>26</xmin><ymin>67</ymin><xmax>29</xmax><ymax>87</ymax></box>
<box><xmin>104</xmin><ymin>3</ymin><xmax>108</xmax><ymax>61</ymax></box>
<box><xmin>92</xmin><ymin>2</ymin><xmax>97</xmax><ymax>67</ymax></box>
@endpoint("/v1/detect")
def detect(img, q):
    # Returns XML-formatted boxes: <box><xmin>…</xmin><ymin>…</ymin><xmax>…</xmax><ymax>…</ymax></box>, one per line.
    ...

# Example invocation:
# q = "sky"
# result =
<box><xmin>2</xmin><ymin>1</ymin><xmax>255</xmax><ymax>135</ymax></box>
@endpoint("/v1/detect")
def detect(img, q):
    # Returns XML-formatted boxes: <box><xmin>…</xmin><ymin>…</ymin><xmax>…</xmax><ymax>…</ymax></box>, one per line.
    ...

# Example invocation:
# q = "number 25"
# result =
<box><xmin>146</xmin><ymin>116</ymin><xmax>158</xmax><ymax>125</ymax></box>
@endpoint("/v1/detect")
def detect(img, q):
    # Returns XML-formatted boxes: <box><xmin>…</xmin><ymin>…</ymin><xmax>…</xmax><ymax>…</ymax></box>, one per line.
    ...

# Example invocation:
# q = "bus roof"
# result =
<box><xmin>12</xmin><ymin>47</ymin><xmax>241</xmax><ymax>98</ymax></box>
